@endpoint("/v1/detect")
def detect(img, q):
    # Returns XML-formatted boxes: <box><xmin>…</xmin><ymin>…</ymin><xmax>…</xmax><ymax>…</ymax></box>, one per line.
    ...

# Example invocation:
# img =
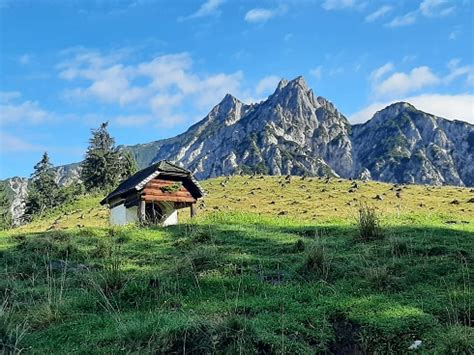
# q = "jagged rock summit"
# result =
<box><xmin>2</xmin><ymin>76</ymin><xmax>473</xmax><ymax>224</ymax></box>
<box><xmin>129</xmin><ymin>76</ymin><xmax>473</xmax><ymax>186</ymax></box>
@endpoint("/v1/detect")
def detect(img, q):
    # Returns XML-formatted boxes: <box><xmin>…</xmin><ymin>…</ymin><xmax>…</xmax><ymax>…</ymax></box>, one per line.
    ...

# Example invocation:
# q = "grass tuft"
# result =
<box><xmin>357</xmin><ymin>203</ymin><xmax>383</xmax><ymax>242</ymax></box>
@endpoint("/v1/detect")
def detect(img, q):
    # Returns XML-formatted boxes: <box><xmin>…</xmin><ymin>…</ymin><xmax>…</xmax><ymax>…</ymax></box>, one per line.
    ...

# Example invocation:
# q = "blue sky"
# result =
<box><xmin>1</xmin><ymin>0</ymin><xmax>473</xmax><ymax>178</ymax></box>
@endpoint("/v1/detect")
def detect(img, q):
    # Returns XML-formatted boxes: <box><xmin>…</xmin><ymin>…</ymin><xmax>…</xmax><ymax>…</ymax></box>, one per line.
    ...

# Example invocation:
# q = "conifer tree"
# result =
<box><xmin>119</xmin><ymin>149</ymin><xmax>138</xmax><ymax>180</ymax></box>
<box><xmin>25</xmin><ymin>152</ymin><xmax>58</xmax><ymax>217</ymax></box>
<box><xmin>0</xmin><ymin>184</ymin><xmax>12</xmax><ymax>229</ymax></box>
<box><xmin>81</xmin><ymin>122</ymin><xmax>138</xmax><ymax>190</ymax></box>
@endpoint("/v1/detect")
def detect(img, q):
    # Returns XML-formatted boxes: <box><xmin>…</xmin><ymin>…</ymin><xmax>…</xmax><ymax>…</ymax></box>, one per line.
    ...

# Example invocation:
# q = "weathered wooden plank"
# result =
<box><xmin>190</xmin><ymin>203</ymin><xmax>197</xmax><ymax>218</ymax></box>
<box><xmin>142</xmin><ymin>189</ymin><xmax>193</xmax><ymax>198</ymax></box>
<box><xmin>143</xmin><ymin>195</ymin><xmax>196</xmax><ymax>203</ymax></box>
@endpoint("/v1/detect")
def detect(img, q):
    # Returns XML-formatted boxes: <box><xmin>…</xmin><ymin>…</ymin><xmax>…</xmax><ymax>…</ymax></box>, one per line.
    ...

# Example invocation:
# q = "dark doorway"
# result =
<box><xmin>145</xmin><ymin>202</ymin><xmax>165</xmax><ymax>224</ymax></box>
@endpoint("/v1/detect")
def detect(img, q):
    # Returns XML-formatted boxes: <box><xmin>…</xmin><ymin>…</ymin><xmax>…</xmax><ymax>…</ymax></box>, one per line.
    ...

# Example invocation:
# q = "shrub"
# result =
<box><xmin>357</xmin><ymin>203</ymin><xmax>383</xmax><ymax>242</ymax></box>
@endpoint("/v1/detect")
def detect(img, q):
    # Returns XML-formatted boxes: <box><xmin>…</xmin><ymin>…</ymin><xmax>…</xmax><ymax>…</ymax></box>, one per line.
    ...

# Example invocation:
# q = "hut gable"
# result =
<box><xmin>101</xmin><ymin>161</ymin><xmax>204</xmax><ymax>226</ymax></box>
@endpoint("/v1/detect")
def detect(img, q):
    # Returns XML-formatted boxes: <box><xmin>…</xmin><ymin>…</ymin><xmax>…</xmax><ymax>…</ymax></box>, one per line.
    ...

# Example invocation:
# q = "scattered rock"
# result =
<box><xmin>277</xmin><ymin>211</ymin><xmax>288</xmax><ymax>216</ymax></box>
<box><xmin>396</xmin><ymin>192</ymin><xmax>402</xmax><ymax>198</ymax></box>
<box><xmin>467</xmin><ymin>198</ymin><xmax>474</xmax><ymax>203</ymax></box>
<box><xmin>374</xmin><ymin>194</ymin><xmax>384</xmax><ymax>201</ymax></box>
<box><xmin>408</xmin><ymin>340</ymin><xmax>422</xmax><ymax>350</ymax></box>
<box><xmin>450</xmin><ymin>199</ymin><xmax>460</xmax><ymax>205</ymax></box>
<box><xmin>269</xmin><ymin>201</ymin><xmax>276</xmax><ymax>205</ymax></box>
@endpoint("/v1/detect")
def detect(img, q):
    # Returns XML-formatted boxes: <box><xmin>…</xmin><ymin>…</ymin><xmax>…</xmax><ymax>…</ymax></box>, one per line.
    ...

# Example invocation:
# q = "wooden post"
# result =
<box><xmin>139</xmin><ymin>199</ymin><xmax>146</xmax><ymax>223</ymax></box>
<box><xmin>190</xmin><ymin>203</ymin><xmax>197</xmax><ymax>218</ymax></box>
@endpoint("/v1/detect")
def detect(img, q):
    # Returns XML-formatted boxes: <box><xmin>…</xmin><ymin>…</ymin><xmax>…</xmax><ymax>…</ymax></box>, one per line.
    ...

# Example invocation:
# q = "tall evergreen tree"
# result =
<box><xmin>81</xmin><ymin>122</ymin><xmax>138</xmax><ymax>190</ymax></box>
<box><xmin>0</xmin><ymin>183</ymin><xmax>12</xmax><ymax>229</ymax></box>
<box><xmin>119</xmin><ymin>149</ymin><xmax>138</xmax><ymax>180</ymax></box>
<box><xmin>25</xmin><ymin>152</ymin><xmax>59</xmax><ymax>217</ymax></box>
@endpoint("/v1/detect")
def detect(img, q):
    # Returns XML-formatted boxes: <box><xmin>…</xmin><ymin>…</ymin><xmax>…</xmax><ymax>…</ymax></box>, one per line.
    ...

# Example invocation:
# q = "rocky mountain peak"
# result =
<box><xmin>269</xmin><ymin>76</ymin><xmax>318</xmax><ymax>111</ymax></box>
<box><xmin>208</xmin><ymin>93</ymin><xmax>246</xmax><ymax>126</ymax></box>
<box><xmin>371</xmin><ymin>102</ymin><xmax>416</xmax><ymax>123</ymax></box>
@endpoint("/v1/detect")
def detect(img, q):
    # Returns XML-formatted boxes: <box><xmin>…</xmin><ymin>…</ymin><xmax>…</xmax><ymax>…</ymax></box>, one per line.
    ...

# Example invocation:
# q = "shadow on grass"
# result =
<box><xmin>1</xmin><ymin>218</ymin><xmax>472</xmax><ymax>353</ymax></box>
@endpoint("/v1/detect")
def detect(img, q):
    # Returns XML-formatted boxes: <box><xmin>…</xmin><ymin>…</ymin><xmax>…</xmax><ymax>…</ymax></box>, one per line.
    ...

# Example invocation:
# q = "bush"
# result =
<box><xmin>357</xmin><ymin>203</ymin><xmax>383</xmax><ymax>242</ymax></box>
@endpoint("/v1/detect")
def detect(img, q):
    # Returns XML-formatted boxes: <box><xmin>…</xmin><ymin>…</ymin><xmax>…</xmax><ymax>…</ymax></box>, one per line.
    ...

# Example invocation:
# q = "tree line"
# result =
<box><xmin>0</xmin><ymin>122</ymin><xmax>137</xmax><ymax>228</ymax></box>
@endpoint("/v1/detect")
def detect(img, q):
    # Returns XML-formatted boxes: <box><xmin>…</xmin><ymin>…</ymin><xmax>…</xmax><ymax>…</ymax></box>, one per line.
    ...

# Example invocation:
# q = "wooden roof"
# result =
<box><xmin>100</xmin><ymin>161</ymin><xmax>205</xmax><ymax>205</ymax></box>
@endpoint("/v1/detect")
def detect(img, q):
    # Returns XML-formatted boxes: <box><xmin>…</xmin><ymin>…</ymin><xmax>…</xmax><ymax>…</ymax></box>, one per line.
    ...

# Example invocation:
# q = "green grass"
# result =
<box><xmin>1</xmin><ymin>176</ymin><xmax>473</xmax><ymax>353</ymax></box>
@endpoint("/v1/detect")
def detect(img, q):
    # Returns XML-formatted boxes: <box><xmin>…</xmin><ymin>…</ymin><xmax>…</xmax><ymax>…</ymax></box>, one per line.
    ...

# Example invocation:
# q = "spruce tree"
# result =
<box><xmin>81</xmin><ymin>122</ymin><xmax>138</xmax><ymax>190</ymax></box>
<box><xmin>119</xmin><ymin>149</ymin><xmax>138</xmax><ymax>180</ymax></box>
<box><xmin>25</xmin><ymin>152</ymin><xmax>58</xmax><ymax>217</ymax></box>
<box><xmin>0</xmin><ymin>183</ymin><xmax>12</xmax><ymax>229</ymax></box>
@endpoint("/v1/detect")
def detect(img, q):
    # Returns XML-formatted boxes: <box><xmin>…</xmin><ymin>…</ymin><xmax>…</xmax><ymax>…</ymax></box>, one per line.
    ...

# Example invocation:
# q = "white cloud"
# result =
<box><xmin>372</xmin><ymin>66</ymin><xmax>440</xmax><ymax>98</ymax></box>
<box><xmin>0</xmin><ymin>133</ymin><xmax>44</xmax><ymax>153</ymax></box>
<box><xmin>349</xmin><ymin>94</ymin><xmax>474</xmax><ymax>124</ymax></box>
<box><xmin>180</xmin><ymin>0</ymin><xmax>224</xmax><ymax>20</ymax></box>
<box><xmin>255</xmin><ymin>75</ymin><xmax>281</xmax><ymax>95</ymax></box>
<box><xmin>244</xmin><ymin>6</ymin><xmax>286</xmax><ymax>23</ymax></box>
<box><xmin>365</xmin><ymin>5</ymin><xmax>392</xmax><ymax>22</ymax></box>
<box><xmin>322</xmin><ymin>0</ymin><xmax>358</xmax><ymax>10</ymax></box>
<box><xmin>387</xmin><ymin>0</ymin><xmax>455</xmax><ymax>28</ymax></box>
<box><xmin>310</xmin><ymin>66</ymin><xmax>323</xmax><ymax>80</ymax></box>
<box><xmin>57</xmin><ymin>49</ymin><xmax>248</xmax><ymax>127</ymax></box>
<box><xmin>0</xmin><ymin>99</ymin><xmax>55</xmax><ymax>125</ymax></box>
<box><xmin>386</xmin><ymin>11</ymin><xmax>417</xmax><ymax>27</ymax></box>
<box><xmin>445</xmin><ymin>59</ymin><xmax>474</xmax><ymax>85</ymax></box>
<box><xmin>420</xmin><ymin>0</ymin><xmax>454</xmax><ymax>17</ymax></box>
<box><xmin>369</xmin><ymin>62</ymin><xmax>394</xmax><ymax>82</ymax></box>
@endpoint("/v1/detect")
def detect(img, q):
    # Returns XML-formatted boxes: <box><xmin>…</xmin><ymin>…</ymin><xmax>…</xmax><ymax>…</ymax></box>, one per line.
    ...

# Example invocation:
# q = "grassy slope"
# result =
<box><xmin>1</xmin><ymin>176</ymin><xmax>473</xmax><ymax>353</ymax></box>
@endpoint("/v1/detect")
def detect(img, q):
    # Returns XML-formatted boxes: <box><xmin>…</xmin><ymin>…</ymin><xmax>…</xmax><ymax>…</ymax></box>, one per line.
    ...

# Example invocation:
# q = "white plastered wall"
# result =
<box><xmin>109</xmin><ymin>202</ymin><xmax>179</xmax><ymax>226</ymax></box>
<box><xmin>110</xmin><ymin>204</ymin><xmax>127</xmax><ymax>226</ymax></box>
<box><xmin>110</xmin><ymin>204</ymin><xmax>139</xmax><ymax>226</ymax></box>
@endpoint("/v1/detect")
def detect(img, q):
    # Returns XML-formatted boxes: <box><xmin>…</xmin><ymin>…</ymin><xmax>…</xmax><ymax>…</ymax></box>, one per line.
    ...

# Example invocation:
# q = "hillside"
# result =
<box><xmin>1</xmin><ymin>177</ymin><xmax>473</xmax><ymax>353</ymax></box>
<box><xmin>10</xmin><ymin>176</ymin><xmax>474</xmax><ymax>233</ymax></box>
<box><xmin>3</xmin><ymin>76</ymin><xmax>474</xmax><ymax>226</ymax></box>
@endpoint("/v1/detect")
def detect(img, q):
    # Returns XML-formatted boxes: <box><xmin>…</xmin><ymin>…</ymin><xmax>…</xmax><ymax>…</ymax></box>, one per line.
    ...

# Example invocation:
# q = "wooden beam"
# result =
<box><xmin>139</xmin><ymin>199</ymin><xmax>146</xmax><ymax>223</ymax></box>
<box><xmin>190</xmin><ymin>203</ymin><xmax>197</xmax><ymax>218</ymax></box>
<box><xmin>143</xmin><ymin>195</ymin><xmax>196</xmax><ymax>203</ymax></box>
<box><xmin>142</xmin><ymin>189</ymin><xmax>193</xmax><ymax>198</ymax></box>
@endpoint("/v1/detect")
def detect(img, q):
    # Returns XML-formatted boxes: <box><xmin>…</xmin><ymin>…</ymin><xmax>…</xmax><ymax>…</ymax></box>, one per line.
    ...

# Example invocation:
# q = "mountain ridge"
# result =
<box><xmin>2</xmin><ymin>76</ymin><xmax>473</xmax><ymax>224</ymax></box>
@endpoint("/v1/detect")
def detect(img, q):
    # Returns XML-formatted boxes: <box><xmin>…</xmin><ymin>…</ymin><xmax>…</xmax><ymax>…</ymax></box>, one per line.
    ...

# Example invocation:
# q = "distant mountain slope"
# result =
<box><xmin>128</xmin><ymin>76</ymin><xmax>473</xmax><ymax>186</ymax></box>
<box><xmin>2</xmin><ymin>76</ymin><xmax>473</xmax><ymax>224</ymax></box>
<box><xmin>351</xmin><ymin>102</ymin><xmax>474</xmax><ymax>186</ymax></box>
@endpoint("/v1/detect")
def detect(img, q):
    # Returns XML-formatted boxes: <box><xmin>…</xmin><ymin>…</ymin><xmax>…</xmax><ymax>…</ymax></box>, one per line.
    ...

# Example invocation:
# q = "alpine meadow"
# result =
<box><xmin>1</xmin><ymin>0</ymin><xmax>473</xmax><ymax>354</ymax></box>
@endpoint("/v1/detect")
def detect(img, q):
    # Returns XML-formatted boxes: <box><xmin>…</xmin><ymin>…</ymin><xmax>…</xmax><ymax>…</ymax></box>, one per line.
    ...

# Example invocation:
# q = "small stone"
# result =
<box><xmin>450</xmin><ymin>199</ymin><xmax>460</xmax><ymax>205</ymax></box>
<box><xmin>374</xmin><ymin>194</ymin><xmax>384</xmax><ymax>201</ymax></box>
<box><xmin>408</xmin><ymin>340</ymin><xmax>422</xmax><ymax>350</ymax></box>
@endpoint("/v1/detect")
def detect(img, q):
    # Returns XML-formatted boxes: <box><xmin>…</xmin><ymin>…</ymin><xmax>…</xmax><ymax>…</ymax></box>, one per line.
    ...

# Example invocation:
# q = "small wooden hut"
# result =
<box><xmin>100</xmin><ymin>161</ymin><xmax>204</xmax><ymax>226</ymax></box>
